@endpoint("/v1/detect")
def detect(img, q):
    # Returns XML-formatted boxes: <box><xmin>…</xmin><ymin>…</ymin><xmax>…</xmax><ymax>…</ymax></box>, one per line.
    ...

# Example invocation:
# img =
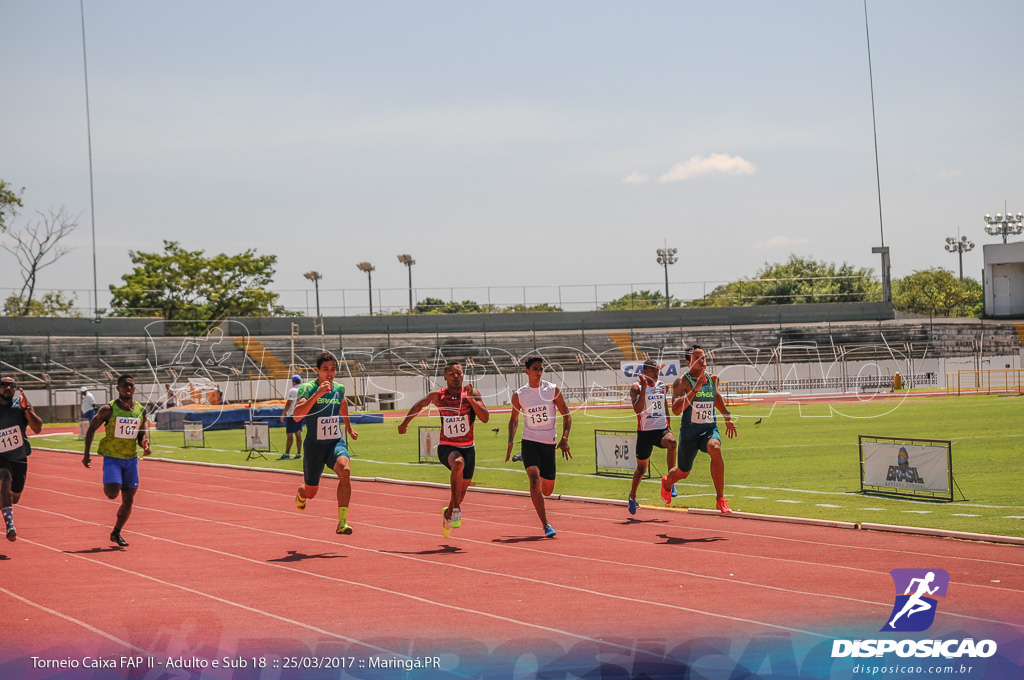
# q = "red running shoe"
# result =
<box><xmin>716</xmin><ymin>497</ymin><xmax>733</xmax><ymax>514</ymax></box>
<box><xmin>660</xmin><ymin>476</ymin><xmax>673</xmax><ymax>505</ymax></box>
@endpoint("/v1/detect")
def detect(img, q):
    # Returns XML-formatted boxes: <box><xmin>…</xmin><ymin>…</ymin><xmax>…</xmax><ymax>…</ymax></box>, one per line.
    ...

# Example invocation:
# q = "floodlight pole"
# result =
<box><xmin>983</xmin><ymin>207</ymin><xmax>1024</xmax><ymax>245</ymax></box>
<box><xmin>357</xmin><ymin>262</ymin><xmax>375</xmax><ymax>315</ymax></box>
<box><xmin>944</xmin><ymin>234</ymin><xmax>974</xmax><ymax>283</ymax></box>
<box><xmin>303</xmin><ymin>271</ymin><xmax>322</xmax><ymax>317</ymax></box>
<box><xmin>656</xmin><ymin>243</ymin><xmax>678</xmax><ymax>309</ymax></box>
<box><xmin>397</xmin><ymin>254</ymin><xmax>415</xmax><ymax>314</ymax></box>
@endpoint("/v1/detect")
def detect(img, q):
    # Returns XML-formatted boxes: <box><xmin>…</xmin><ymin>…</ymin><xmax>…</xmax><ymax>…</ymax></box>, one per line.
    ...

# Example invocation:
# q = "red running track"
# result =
<box><xmin>2</xmin><ymin>448</ymin><xmax>1023</xmax><ymax>675</ymax></box>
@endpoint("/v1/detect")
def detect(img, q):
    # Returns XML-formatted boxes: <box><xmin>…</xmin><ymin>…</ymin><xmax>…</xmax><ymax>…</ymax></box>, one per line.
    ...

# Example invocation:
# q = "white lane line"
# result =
<box><xmin>30</xmin><ymin>486</ymin><xmax>1023</xmax><ymax>628</ymax></box>
<box><xmin>24</xmin><ymin>506</ymin><xmax>686</xmax><ymax>654</ymax></box>
<box><xmin>28</xmin><ymin>496</ymin><xmax>831</xmax><ymax>640</ymax></box>
<box><xmin>30</xmin><ymin>469</ymin><xmax>1024</xmax><ymax>571</ymax></box>
<box><xmin>0</xmin><ymin>586</ymin><xmax>147</xmax><ymax>653</ymax></box>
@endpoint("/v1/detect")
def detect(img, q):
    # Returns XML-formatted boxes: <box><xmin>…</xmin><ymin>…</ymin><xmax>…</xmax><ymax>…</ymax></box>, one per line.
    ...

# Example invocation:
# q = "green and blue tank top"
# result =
<box><xmin>678</xmin><ymin>372</ymin><xmax>717</xmax><ymax>441</ymax></box>
<box><xmin>297</xmin><ymin>380</ymin><xmax>346</xmax><ymax>443</ymax></box>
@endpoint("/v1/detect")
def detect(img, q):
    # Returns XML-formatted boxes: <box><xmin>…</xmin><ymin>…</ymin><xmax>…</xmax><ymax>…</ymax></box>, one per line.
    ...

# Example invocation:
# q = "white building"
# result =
<box><xmin>983</xmin><ymin>242</ymin><xmax>1024</xmax><ymax>317</ymax></box>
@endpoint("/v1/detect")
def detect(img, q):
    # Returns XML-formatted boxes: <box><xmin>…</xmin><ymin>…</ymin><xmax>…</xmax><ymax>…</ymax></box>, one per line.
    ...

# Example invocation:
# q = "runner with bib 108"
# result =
<box><xmin>662</xmin><ymin>346</ymin><xmax>737</xmax><ymax>514</ymax></box>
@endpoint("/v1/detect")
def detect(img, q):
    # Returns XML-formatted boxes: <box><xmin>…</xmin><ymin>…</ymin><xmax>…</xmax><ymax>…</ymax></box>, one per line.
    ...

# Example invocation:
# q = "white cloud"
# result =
<box><xmin>755</xmin><ymin>235</ymin><xmax>809</xmax><ymax>249</ymax></box>
<box><xmin>937</xmin><ymin>170</ymin><xmax>963</xmax><ymax>179</ymax></box>
<box><xmin>622</xmin><ymin>170</ymin><xmax>649</xmax><ymax>184</ymax></box>
<box><xmin>658</xmin><ymin>153</ymin><xmax>756</xmax><ymax>182</ymax></box>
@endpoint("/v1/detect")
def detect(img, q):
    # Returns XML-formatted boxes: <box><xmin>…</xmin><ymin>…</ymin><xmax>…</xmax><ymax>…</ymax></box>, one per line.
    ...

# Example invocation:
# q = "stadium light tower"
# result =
<box><xmin>983</xmin><ymin>211</ymin><xmax>1024</xmax><ymax>244</ymax></box>
<box><xmin>656</xmin><ymin>244</ymin><xmax>678</xmax><ymax>309</ymax></box>
<box><xmin>397</xmin><ymin>254</ymin><xmax>415</xmax><ymax>314</ymax></box>
<box><xmin>356</xmin><ymin>262</ymin><xmax>375</xmax><ymax>315</ymax></box>
<box><xmin>303</xmin><ymin>270</ymin><xmax>322</xmax><ymax>317</ymax></box>
<box><xmin>944</xmin><ymin>235</ymin><xmax>974</xmax><ymax>282</ymax></box>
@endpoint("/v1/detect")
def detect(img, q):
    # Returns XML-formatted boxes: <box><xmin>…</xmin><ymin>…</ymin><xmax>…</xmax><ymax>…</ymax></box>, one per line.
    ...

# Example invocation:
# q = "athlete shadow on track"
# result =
<box><xmin>491</xmin><ymin>536</ymin><xmax>548</xmax><ymax>544</ymax></box>
<box><xmin>621</xmin><ymin>518</ymin><xmax>670</xmax><ymax>526</ymax></box>
<box><xmin>0</xmin><ymin>554</ymin><xmax>9</xmax><ymax>561</ymax></box>
<box><xmin>63</xmin><ymin>546</ymin><xmax>127</xmax><ymax>555</ymax></box>
<box><xmin>380</xmin><ymin>545</ymin><xmax>463</xmax><ymax>556</ymax></box>
<box><xmin>655</xmin><ymin>534</ymin><xmax>727</xmax><ymax>546</ymax></box>
<box><xmin>268</xmin><ymin>550</ymin><xmax>345</xmax><ymax>563</ymax></box>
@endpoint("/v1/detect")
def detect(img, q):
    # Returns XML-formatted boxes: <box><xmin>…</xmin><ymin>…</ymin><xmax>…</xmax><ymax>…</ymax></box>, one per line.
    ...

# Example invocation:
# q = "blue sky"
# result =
<box><xmin>2</xmin><ymin>1</ymin><xmax>1022</xmax><ymax>314</ymax></box>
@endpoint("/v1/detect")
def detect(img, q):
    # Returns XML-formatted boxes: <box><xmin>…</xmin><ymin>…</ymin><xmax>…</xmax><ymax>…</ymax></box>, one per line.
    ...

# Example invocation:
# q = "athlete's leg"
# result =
<box><xmin>295</xmin><ymin>428</ymin><xmax>302</xmax><ymax>454</ymax></box>
<box><xmin>663</xmin><ymin>432</ymin><xmax>678</xmax><ymax>472</ymax></box>
<box><xmin>708</xmin><ymin>439</ymin><xmax>726</xmax><ymax>499</ymax></box>
<box><xmin>285</xmin><ymin>432</ymin><xmax>294</xmax><ymax>455</ymax></box>
<box><xmin>445</xmin><ymin>451</ymin><xmax>465</xmax><ymax>519</ymax></box>
<box><xmin>114</xmin><ymin>487</ymin><xmax>136</xmax><ymax>533</ymax></box>
<box><xmin>526</xmin><ymin>466</ymin><xmax>549</xmax><ymax>527</ymax></box>
<box><xmin>334</xmin><ymin>456</ymin><xmax>352</xmax><ymax>509</ymax></box>
<box><xmin>103</xmin><ymin>482</ymin><xmax>122</xmax><ymax>500</ymax></box>
<box><xmin>629</xmin><ymin>459</ymin><xmax>648</xmax><ymax>501</ymax></box>
<box><xmin>1</xmin><ymin>468</ymin><xmax>14</xmax><ymax>541</ymax></box>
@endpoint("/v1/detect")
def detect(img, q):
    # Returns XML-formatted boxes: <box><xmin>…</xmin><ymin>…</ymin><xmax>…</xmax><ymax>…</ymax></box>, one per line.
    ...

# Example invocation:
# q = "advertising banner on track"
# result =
<box><xmin>594</xmin><ymin>430</ymin><xmax>638</xmax><ymax>475</ymax></box>
<box><xmin>860</xmin><ymin>437</ymin><xmax>952</xmax><ymax>500</ymax></box>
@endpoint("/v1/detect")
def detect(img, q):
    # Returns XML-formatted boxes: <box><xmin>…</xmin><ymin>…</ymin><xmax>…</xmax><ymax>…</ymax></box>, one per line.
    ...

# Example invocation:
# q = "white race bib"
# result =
<box><xmin>0</xmin><ymin>425</ymin><xmax>24</xmax><ymax>453</ymax></box>
<box><xmin>442</xmin><ymin>415</ymin><xmax>469</xmax><ymax>438</ymax></box>
<box><xmin>114</xmin><ymin>417</ymin><xmax>141</xmax><ymax>439</ymax></box>
<box><xmin>645</xmin><ymin>392</ymin><xmax>666</xmax><ymax>416</ymax></box>
<box><xmin>692</xmin><ymin>403</ymin><xmax>714</xmax><ymax>424</ymax></box>
<box><xmin>317</xmin><ymin>416</ymin><xmax>341</xmax><ymax>440</ymax></box>
<box><xmin>526</xmin><ymin>404</ymin><xmax>551</xmax><ymax>426</ymax></box>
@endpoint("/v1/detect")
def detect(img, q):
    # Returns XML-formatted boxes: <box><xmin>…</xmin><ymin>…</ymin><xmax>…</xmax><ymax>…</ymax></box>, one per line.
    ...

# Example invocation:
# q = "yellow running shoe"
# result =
<box><xmin>336</xmin><ymin>522</ymin><xmax>353</xmax><ymax>535</ymax></box>
<box><xmin>441</xmin><ymin>508</ymin><xmax>452</xmax><ymax>538</ymax></box>
<box><xmin>295</xmin><ymin>490</ymin><xmax>306</xmax><ymax>511</ymax></box>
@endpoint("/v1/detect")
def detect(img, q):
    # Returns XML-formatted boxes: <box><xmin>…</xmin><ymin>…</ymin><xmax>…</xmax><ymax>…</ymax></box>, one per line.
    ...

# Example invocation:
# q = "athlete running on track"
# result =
<box><xmin>506</xmin><ymin>357</ymin><xmax>571</xmax><ymax>538</ymax></box>
<box><xmin>662</xmin><ymin>346</ymin><xmax>737</xmax><ymax>514</ymax></box>
<box><xmin>83</xmin><ymin>374</ymin><xmax>152</xmax><ymax>547</ymax></box>
<box><xmin>292</xmin><ymin>352</ymin><xmax>359</xmax><ymax>535</ymax></box>
<box><xmin>399</xmin><ymin>360</ymin><xmax>489</xmax><ymax>537</ymax></box>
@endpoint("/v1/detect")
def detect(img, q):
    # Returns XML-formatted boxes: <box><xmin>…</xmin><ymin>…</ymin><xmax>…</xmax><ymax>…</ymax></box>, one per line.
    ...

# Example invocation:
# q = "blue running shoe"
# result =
<box><xmin>672</xmin><ymin>485</ymin><xmax>678</xmax><ymax>497</ymax></box>
<box><xmin>544</xmin><ymin>524</ymin><xmax>557</xmax><ymax>538</ymax></box>
<box><xmin>628</xmin><ymin>496</ymin><xmax>637</xmax><ymax>515</ymax></box>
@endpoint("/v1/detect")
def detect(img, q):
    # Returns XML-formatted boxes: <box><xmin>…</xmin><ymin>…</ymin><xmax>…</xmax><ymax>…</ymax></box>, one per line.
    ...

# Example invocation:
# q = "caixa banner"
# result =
<box><xmin>620</xmin><ymin>361</ymin><xmax>682</xmax><ymax>380</ymax></box>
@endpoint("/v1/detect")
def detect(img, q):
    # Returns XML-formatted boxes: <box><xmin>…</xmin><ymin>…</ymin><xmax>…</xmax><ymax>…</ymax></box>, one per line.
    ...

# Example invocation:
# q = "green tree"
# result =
<box><xmin>109</xmin><ymin>241</ymin><xmax>292</xmax><ymax>330</ymax></box>
<box><xmin>892</xmin><ymin>268</ymin><xmax>982</xmax><ymax>317</ymax></box>
<box><xmin>689</xmin><ymin>255</ymin><xmax>881</xmax><ymax>307</ymax></box>
<box><xmin>413</xmin><ymin>297</ymin><xmax>486</xmax><ymax>314</ymax></box>
<box><xmin>4</xmin><ymin>291</ymin><xmax>80</xmax><ymax>317</ymax></box>
<box><xmin>500</xmin><ymin>303</ymin><xmax>563</xmax><ymax>313</ymax></box>
<box><xmin>600</xmin><ymin>290</ymin><xmax>682</xmax><ymax>310</ymax></box>
<box><xmin>0</xmin><ymin>180</ymin><xmax>24</xmax><ymax>232</ymax></box>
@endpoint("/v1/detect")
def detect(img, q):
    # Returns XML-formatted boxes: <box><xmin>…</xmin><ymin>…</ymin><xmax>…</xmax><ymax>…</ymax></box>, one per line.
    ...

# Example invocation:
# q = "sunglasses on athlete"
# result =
<box><xmin>0</xmin><ymin>382</ymin><xmax>16</xmax><ymax>389</ymax></box>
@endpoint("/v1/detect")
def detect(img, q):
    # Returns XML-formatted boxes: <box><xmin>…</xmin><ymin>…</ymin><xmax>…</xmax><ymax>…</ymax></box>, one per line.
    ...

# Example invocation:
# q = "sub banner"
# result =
<box><xmin>419</xmin><ymin>426</ymin><xmax>440</xmax><ymax>463</ymax></box>
<box><xmin>595</xmin><ymin>431</ymin><xmax>637</xmax><ymax>473</ymax></box>
<box><xmin>863</xmin><ymin>442</ymin><xmax>949</xmax><ymax>493</ymax></box>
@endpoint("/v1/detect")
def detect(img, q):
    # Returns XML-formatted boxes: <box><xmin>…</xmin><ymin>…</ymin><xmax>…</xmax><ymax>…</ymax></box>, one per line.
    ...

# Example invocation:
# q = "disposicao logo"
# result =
<box><xmin>831</xmin><ymin>568</ymin><xmax>998</xmax><ymax>660</ymax></box>
<box><xmin>882</xmin><ymin>568</ymin><xmax>949</xmax><ymax>632</ymax></box>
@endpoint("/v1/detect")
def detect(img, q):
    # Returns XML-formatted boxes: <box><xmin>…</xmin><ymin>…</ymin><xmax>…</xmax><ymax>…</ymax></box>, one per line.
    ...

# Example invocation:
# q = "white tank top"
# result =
<box><xmin>516</xmin><ymin>380</ymin><xmax>558</xmax><ymax>444</ymax></box>
<box><xmin>636</xmin><ymin>380</ymin><xmax>669</xmax><ymax>431</ymax></box>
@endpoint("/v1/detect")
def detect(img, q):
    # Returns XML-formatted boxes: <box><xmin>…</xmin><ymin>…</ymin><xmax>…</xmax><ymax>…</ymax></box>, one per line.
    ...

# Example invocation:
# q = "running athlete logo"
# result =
<box><xmin>881</xmin><ymin>569</ymin><xmax>949</xmax><ymax>632</ymax></box>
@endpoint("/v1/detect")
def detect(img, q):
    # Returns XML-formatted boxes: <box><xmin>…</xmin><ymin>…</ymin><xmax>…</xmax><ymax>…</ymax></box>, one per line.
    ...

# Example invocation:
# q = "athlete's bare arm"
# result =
<box><xmin>340</xmin><ymin>395</ymin><xmax>358</xmax><ymax>440</ymax></box>
<box><xmin>397</xmin><ymin>392</ymin><xmax>439</xmax><ymax>434</ymax></box>
<box><xmin>554</xmin><ymin>387</ymin><xmax>572</xmax><ymax>459</ymax></box>
<box><xmin>711</xmin><ymin>375</ymin><xmax>737</xmax><ymax>439</ymax></box>
<box><xmin>464</xmin><ymin>385</ymin><xmax>490</xmax><ymax>424</ymax></box>
<box><xmin>82</xmin><ymin>404</ymin><xmax>113</xmax><ymax>468</ymax></box>
<box><xmin>505</xmin><ymin>393</ymin><xmax>522</xmax><ymax>461</ymax></box>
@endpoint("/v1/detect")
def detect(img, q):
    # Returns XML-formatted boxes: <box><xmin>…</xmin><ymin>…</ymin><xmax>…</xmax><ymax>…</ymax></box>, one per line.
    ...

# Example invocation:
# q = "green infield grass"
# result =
<box><xmin>34</xmin><ymin>394</ymin><xmax>1024</xmax><ymax>538</ymax></box>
